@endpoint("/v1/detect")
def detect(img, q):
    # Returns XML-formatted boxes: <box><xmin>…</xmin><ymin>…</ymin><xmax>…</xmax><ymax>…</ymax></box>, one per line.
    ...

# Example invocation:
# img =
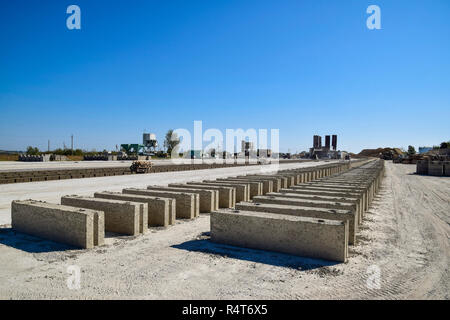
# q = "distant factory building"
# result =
<box><xmin>418</xmin><ymin>147</ymin><xmax>432</xmax><ymax>154</ymax></box>
<box><xmin>309</xmin><ymin>134</ymin><xmax>342</xmax><ymax>159</ymax></box>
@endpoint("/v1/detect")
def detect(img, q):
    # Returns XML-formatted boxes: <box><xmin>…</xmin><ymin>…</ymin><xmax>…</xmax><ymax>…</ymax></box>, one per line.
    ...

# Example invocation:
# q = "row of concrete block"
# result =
<box><xmin>10</xmin><ymin>161</ymin><xmax>354</xmax><ymax>250</ymax></box>
<box><xmin>210</xmin><ymin>159</ymin><xmax>385</xmax><ymax>263</ymax></box>
<box><xmin>11</xmin><ymin>188</ymin><xmax>202</xmax><ymax>249</ymax></box>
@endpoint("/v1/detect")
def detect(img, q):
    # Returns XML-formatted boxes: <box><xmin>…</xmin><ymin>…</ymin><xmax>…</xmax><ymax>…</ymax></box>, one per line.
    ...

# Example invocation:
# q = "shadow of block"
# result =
<box><xmin>172</xmin><ymin>236</ymin><xmax>338</xmax><ymax>270</ymax></box>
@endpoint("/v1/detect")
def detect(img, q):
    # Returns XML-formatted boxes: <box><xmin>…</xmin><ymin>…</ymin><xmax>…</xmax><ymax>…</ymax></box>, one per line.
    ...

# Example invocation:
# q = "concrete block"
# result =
<box><xmin>170</xmin><ymin>183</ymin><xmax>235</xmax><ymax>208</ymax></box>
<box><xmin>279</xmin><ymin>188</ymin><xmax>364</xmax><ymax>222</ymax></box>
<box><xmin>11</xmin><ymin>200</ymin><xmax>104</xmax><ymax>249</ymax></box>
<box><xmin>123</xmin><ymin>188</ymin><xmax>197</xmax><ymax>220</ymax></box>
<box><xmin>236</xmin><ymin>202</ymin><xmax>357</xmax><ymax>244</ymax></box>
<box><xmin>61</xmin><ymin>195</ymin><xmax>147</xmax><ymax>236</ymax></box>
<box><xmin>202</xmin><ymin>181</ymin><xmax>249</xmax><ymax>202</ymax></box>
<box><xmin>231</xmin><ymin>177</ymin><xmax>273</xmax><ymax>194</ymax></box>
<box><xmin>211</xmin><ymin>209</ymin><xmax>348</xmax><ymax>262</ymax></box>
<box><xmin>292</xmin><ymin>185</ymin><xmax>368</xmax><ymax>211</ymax></box>
<box><xmin>147</xmin><ymin>186</ymin><xmax>216</xmax><ymax>213</ymax></box>
<box><xmin>429</xmin><ymin>161</ymin><xmax>444</xmax><ymax>176</ymax></box>
<box><xmin>267</xmin><ymin>192</ymin><xmax>361</xmax><ymax>225</ymax></box>
<box><xmin>94</xmin><ymin>192</ymin><xmax>170</xmax><ymax>227</ymax></box>
<box><xmin>247</xmin><ymin>175</ymin><xmax>287</xmax><ymax>189</ymax></box>
<box><xmin>253</xmin><ymin>195</ymin><xmax>357</xmax><ymax>225</ymax></box>
<box><xmin>216</xmin><ymin>179</ymin><xmax>263</xmax><ymax>198</ymax></box>
<box><xmin>445</xmin><ymin>162</ymin><xmax>450</xmax><ymax>177</ymax></box>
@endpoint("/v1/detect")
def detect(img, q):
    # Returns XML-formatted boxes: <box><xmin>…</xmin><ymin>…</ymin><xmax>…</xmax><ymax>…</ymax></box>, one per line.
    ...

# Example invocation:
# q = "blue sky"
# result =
<box><xmin>0</xmin><ymin>0</ymin><xmax>449</xmax><ymax>153</ymax></box>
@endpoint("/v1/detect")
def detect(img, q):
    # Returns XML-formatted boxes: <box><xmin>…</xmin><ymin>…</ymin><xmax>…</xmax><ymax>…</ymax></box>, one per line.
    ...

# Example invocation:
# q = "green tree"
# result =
<box><xmin>26</xmin><ymin>146</ymin><xmax>40</xmax><ymax>155</ymax></box>
<box><xmin>164</xmin><ymin>129</ymin><xmax>180</xmax><ymax>156</ymax></box>
<box><xmin>407</xmin><ymin>145</ymin><xmax>416</xmax><ymax>155</ymax></box>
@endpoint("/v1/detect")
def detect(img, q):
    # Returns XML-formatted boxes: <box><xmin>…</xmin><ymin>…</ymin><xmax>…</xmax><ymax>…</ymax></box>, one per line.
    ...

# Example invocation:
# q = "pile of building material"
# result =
<box><xmin>416</xmin><ymin>160</ymin><xmax>450</xmax><ymax>176</ymax></box>
<box><xmin>210</xmin><ymin>159</ymin><xmax>384</xmax><ymax>262</ymax></box>
<box><xmin>18</xmin><ymin>154</ymin><xmax>51</xmax><ymax>162</ymax></box>
<box><xmin>130</xmin><ymin>161</ymin><xmax>152</xmax><ymax>174</ymax></box>
<box><xmin>83</xmin><ymin>154</ymin><xmax>118</xmax><ymax>161</ymax></box>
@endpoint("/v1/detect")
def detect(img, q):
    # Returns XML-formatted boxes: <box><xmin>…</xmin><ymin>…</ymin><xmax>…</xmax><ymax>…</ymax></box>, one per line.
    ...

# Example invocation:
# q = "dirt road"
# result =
<box><xmin>0</xmin><ymin>161</ymin><xmax>448</xmax><ymax>299</ymax></box>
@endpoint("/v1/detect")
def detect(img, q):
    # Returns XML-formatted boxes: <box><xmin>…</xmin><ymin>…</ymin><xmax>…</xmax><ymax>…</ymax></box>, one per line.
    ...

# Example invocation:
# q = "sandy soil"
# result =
<box><xmin>0</xmin><ymin>161</ymin><xmax>448</xmax><ymax>299</ymax></box>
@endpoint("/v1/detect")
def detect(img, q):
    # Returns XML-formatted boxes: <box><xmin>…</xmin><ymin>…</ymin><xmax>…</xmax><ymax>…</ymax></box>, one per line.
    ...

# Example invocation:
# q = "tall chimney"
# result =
<box><xmin>325</xmin><ymin>135</ymin><xmax>331</xmax><ymax>149</ymax></box>
<box><xmin>332</xmin><ymin>135</ymin><xmax>337</xmax><ymax>151</ymax></box>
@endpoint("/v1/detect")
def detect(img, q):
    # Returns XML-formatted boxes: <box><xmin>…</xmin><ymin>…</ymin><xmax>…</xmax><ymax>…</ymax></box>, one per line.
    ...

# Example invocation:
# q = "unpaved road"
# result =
<box><xmin>0</xmin><ymin>161</ymin><xmax>448</xmax><ymax>299</ymax></box>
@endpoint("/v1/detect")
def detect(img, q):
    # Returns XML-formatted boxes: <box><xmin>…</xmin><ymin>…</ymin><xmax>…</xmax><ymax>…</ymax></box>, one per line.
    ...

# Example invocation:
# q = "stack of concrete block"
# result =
<box><xmin>123</xmin><ymin>188</ymin><xmax>199</xmax><ymax>219</ymax></box>
<box><xmin>201</xmin><ymin>180</ymin><xmax>250</xmax><ymax>202</ymax></box>
<box><xmin>235</xmin><ymin>202</ymin><xmax>357</xmax><ymax>245</ymax></box>
<box><xmin>168</xmin><ymin>183</ymin><xmax>236</xmax><ymax>208</ymax></box>
<box><xmin>210</xmin><ymin>159</ymin><xmax>384</xmax><ymax>262</ymax></box>
<box><xmin>416</xmin><ymin>160</ymin><xmax>450</xmax><ymax>176</ymax></box>
<box><xmin>211</xmin><ymin>209</ymin><xmax>349</xmax><ymax>262</ymax></box>
<box><xmin>18</xmin><ymin>154</ymin><xmax>51</xmax><ymax>162</ymax></box>
<box><xmin>94</xmin><ymin>191</ymin><xmax>175</xmax><ymax>227</ymax></box>
<box><xmin>428</xmin><ymin>161</ymin><xmax>444</xmax><ymax>176</ymax></box>
<box><xmin>11</xmin><ymin>200</ymin><xmax>104</xmax><ymax>249</ymax></box>
<box><xmin>225</xmin><ymin>177</ymin><xmax>274</xmax><ymax>194</ymax></box>
<box><xmin>215</xmin><ymin>178</ymin><xmax>263</xmax><ymax>198</ymax></box>
<box><xmin>146</xmin><ymin>185</ymin><xmax>218</xmax><ymax>213</ymax></box>
<box><xmin>416</xmin><ymin>160</ymin><xmax>429</xmax><ymax>175</ymax></box>
<box><xmin>61</xmin><ymin>195</ymin><xmax>148</xmax><ymax>236</ymax></box>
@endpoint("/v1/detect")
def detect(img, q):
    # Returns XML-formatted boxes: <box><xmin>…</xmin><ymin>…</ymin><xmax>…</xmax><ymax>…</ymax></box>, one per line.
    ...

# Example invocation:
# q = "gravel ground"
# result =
<box><xmin>0</xmin><ymin>161</ymin><xmax>448</xmax><ymax>299</ymax></box>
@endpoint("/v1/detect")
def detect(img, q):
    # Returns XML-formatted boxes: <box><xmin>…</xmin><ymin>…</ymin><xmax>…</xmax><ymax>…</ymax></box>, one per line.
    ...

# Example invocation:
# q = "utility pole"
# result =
<box><xmin>71</xmin><ymin>134</ymin><xmax>74</xmax><ymax>155</ymax></box>
<box><xmin>48</xmin><ymin>140</ymin><xmax>50</xmax><ymax>152</ymax></box>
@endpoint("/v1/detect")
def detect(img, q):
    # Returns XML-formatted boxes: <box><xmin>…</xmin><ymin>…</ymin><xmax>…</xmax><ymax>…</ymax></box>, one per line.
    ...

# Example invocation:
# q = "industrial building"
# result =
<box><xmin>309</xmin><ymin>134</ymin><xmax>344</xmax><ymax>159</ymax></box>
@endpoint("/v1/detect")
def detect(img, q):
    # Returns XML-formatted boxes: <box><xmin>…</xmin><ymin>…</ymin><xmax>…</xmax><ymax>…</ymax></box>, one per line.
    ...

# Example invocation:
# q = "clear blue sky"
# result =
<box><xmin>1</xmin><ymin>0</ymin><xmax>449</xmax><ymax>153</ymax></box>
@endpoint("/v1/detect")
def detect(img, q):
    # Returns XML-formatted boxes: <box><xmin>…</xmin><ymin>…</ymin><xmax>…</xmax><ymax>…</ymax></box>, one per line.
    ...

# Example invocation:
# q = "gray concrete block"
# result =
<box><xmin>94</xmin><ymin>192</ymin><xmax>170</xmax><ymax>227</ymax></box>
<box><xmin>236</xmin><ymin>202</ymin><xmax>357</xmax><ymax>245</ymax></box>
<box><xmin>445</xmin><ymin>162</ymin><xmax>450</xmax><ymax>177</ymax></box>
<box><xmin>247</xmin><ymin>175</ymin><xmax>287</xmax><ymax>189</ymax></box>
<box><xmin>267</xmin><ymin>192</ymin><xmax>361</xmax><ymax>225</ymax></box>
<box><xmin>230</xmin><ymin>177</ymin><xmax>273</xmax><ymax>194</ymax></box>
<box><xmin>170</xmin><ymin>183</ymin><xmax>235</xmax><ymax>208</ymax></box>
<box><xmin>202</xmin><ymin>181</ymin><xmax>249</xmax><ymax>202</ymax></box>
<box><xmin>416</xmin><ymin>160</ymin><xmax>428</xmax><ymax>175</ymax></box>
<box><xmin>253</xmin><ymin>195</ymin><xmax>357</xmax><ymax>226</ymax></box>
<box><xmin>211</xmin><ymin>209</ymin><xmax>348</xmax><ymax>262</ymax></box>
<box><xmin>61</xmin><ymin>195</ymin><xmax>147</xmax><ymax>236</ymax></box>
<box><xmin>11</xmin><ymin>200</ymin><xmax>103</xmax><ymax>249</ymax></box>
<box><xmin>279</xmin><ymin>188</ymin><xmax>364</xmax><ymax>222</ymax></box>
<box><xmin>123</xmin><ymin>188</ymin><xmax>197</xmax><ymax>220</ymax></box>
<box><xmin>292</xmin><ymin>185</ymin><xmax>368</xmax><ymax>212</ymax></box>
<box><xmin>216</xmin><ymin>179</ymin><xmax>263</xmax><ymax>198</ymax></box>
<box><xmin>429</xmin><ymin>161</ymin><xmax>444</xmax><ymax>176</ymax></box>
<box><xmin>146</xmin><ymin>186</ymin><xmax>216</xmax><ymax>213</ymax></box>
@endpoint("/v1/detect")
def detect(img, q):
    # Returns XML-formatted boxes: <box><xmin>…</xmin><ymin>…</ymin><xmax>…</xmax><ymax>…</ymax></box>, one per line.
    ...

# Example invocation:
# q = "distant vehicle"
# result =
<box><xmin>130</xmin><ymin>161</ymin><xmax>152</xmax><ymax>174</ymax></box>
